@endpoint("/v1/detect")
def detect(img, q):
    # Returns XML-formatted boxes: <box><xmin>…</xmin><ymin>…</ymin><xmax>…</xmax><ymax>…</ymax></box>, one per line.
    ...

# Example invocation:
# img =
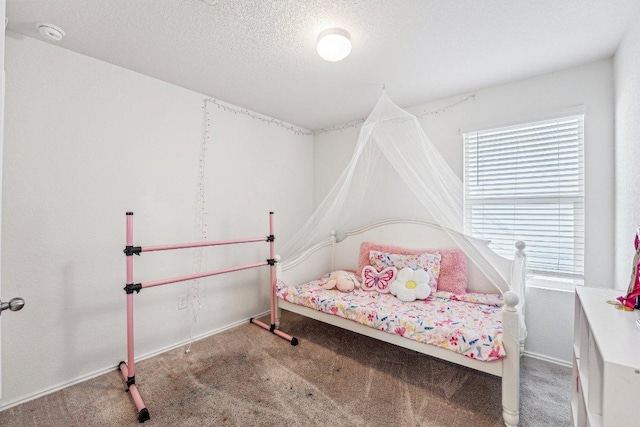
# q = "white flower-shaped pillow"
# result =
<box><xmin>390</xmin><ymin>267</ymin><xmax>432</xmax><ymax>302</ymax></box>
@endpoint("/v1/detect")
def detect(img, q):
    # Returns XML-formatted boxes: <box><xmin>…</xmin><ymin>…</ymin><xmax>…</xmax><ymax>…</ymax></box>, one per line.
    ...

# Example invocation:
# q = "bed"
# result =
<box><xmin>274</xmin><ymin>218</ymin><xmax>524</xmax><ymax>427</ymax></box>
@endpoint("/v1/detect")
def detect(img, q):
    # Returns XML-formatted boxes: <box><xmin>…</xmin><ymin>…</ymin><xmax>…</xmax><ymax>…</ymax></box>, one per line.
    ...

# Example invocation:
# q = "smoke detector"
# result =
<box><xmin>37</xmin><ymin>23</ymin><xmax>65</xmax><ymax>41</ymax></box>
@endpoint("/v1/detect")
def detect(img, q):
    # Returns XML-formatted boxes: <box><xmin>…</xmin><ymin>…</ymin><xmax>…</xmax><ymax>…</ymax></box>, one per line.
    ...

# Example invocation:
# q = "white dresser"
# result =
<box><xmin>572</xmin><ymin>286</ymin><xmax>640</xmax><ymax>426</ymax></box>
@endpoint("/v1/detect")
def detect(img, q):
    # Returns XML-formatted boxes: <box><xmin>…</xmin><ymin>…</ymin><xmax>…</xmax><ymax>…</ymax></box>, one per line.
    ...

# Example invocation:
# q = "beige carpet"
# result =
<box><xmin>0</xmin><ymin>311</ymin><xmax>571</xmax><ymax>426</ymax></box>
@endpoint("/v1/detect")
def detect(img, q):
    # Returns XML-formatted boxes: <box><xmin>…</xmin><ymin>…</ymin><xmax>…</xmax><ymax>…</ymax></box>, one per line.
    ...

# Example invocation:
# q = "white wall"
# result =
<box><xmin>522</xmin><ymin>287</ymin><xmax>575</xmax><ymax>364</ymax></box>
<box><xmin>0</xmin><ymin>33</ymin><xmax>313</xmax><ymax>408</ymax></box>
<box><xmin>314</xmin><ymin>59</ymin><xmax>615</xmax><ymax>364</ymax></box>
<box><xmin>313</xmin><ymin>127</ymin><xmax>361</xmax><ymax>207</ymax></box>
<box><xmin>614</xmin><ymin>21</ymin><xmax>640</xmax><ymax>290</ymax></box>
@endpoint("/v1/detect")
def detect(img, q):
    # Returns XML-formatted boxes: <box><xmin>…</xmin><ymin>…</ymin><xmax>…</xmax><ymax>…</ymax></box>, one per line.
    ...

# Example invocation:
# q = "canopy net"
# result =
<box><xmin>280</xmin><ymin>92</ymin><xmax>526</xmax><ymax>337</ymax></box>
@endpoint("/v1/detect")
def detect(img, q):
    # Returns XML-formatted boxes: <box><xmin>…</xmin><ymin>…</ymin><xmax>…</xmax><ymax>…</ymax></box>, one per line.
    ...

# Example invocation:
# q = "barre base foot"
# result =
<box><xmin>251</xmin><ymin>317</ymin><xmax>297</xmax><ymax>345</ymax></box>
<box><xmin>138</xmin><ymin>408</ymin><xmax>150</xmax><ymax>423</ymax></box>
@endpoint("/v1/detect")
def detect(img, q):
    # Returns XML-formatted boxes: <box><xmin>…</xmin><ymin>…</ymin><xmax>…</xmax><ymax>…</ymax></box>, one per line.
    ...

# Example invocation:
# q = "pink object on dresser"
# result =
<box><xmin>357</xmin><ymin>242</ymin><xmax>468</xmax><ymax>294</ymax></box>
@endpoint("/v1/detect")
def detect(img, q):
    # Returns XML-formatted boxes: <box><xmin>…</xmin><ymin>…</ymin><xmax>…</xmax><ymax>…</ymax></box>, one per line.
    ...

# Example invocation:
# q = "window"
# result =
<box><xmin>463</xmin><ymin>115</ymin><xmax>585</xmax><ymax>281</ymax></box>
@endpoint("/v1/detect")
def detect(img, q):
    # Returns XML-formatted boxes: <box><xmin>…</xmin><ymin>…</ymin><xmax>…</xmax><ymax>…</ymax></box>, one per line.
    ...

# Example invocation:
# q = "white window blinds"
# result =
<box><xmin>464</xmin><ymin>115</ymin><xmax>585</xmax><ymax>279</ymax></box>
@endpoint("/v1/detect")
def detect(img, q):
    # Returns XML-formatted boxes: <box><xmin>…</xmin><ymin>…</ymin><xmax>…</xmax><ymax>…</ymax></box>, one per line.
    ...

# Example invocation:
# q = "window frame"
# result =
<box><xmin>462</xmin><ymin>112</ymin><xmax>586</xmax><ymax>284</ymax></box>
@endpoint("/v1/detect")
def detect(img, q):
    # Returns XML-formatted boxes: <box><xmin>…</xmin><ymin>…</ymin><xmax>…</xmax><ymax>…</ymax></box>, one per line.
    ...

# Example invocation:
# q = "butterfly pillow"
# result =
<box><xmin>369</xmin><ymin>250</ymin><xmax>441</xmax><ymax>291</ymax></box>
<box><xmin>361</xmin><ymin>266</ymin><xmax>397</xmax><ymax>293</ymax></box>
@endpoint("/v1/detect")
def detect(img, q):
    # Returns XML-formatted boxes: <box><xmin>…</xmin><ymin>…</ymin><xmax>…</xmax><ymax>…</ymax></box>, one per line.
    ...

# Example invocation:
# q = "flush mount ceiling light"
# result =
<box><xmin>37</xmin><ymin>23</ymin><xmax>66</xmax><ymax>41</ymax></box>
<box><xmin>317</xmin><ymin>28</ymin><xmax>352</xmax><ymax>62</ymax></box>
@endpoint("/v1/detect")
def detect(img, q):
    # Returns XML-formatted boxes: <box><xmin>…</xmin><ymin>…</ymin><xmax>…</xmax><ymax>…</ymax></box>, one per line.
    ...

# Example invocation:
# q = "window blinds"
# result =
<box><xmin>464</xmin><ymin>115</ymin><xmax>585</xmax><ymax>279</ymax></box>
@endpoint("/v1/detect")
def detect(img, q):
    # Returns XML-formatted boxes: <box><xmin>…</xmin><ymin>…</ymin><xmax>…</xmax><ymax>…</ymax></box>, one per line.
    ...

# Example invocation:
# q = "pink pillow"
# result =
<box><xmin>436</xmin><ymin>248</ymin><xmax>468</xmax><ymax>294</ymax></box>
<box><xmin>357</xmin><ymin>242</ymin><xmax>422</xmax><ymax>274</ymax></box>
<box><xmin>357</xmin><ymin>242</ymin><xmax>468</xmax><ymax>294</ymax></box>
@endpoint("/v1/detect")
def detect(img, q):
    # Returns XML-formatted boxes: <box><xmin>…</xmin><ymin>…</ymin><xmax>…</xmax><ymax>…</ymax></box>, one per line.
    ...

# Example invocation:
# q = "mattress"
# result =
<box><xmin>276</xmin><ymin>277</ymin><xmax>506</xmax><ymax>361</ymax></box>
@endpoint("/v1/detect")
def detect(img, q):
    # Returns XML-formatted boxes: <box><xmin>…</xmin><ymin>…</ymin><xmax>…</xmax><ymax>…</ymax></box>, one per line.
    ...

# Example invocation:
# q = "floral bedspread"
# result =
<box><xmin>276</xmin><ymin>278</ymin><xmax>506</xmax><ymax>361</ymax></box>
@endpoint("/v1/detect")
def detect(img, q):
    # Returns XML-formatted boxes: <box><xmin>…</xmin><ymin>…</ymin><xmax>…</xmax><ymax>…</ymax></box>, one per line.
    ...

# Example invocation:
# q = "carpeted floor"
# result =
<box><xmin>0</xmin><ymin>311</ymin><xmax>571</xmax><ymax>426</ymax></box>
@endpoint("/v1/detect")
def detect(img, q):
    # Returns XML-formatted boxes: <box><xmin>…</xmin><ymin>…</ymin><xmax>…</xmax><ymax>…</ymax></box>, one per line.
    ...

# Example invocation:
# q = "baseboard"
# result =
<box><xmin>523</xmin><ymin>350</ymin><xmax>572</xmax><ymax>368</ymax></box>
<box><xmin>0</xmin><ymin>311</ymin><xmax>270</xmax><ymax>413</ymax></box>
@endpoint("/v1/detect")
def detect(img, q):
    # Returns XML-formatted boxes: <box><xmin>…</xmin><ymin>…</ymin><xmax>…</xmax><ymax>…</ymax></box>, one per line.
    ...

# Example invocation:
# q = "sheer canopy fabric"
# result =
<box><xmin>280</xmin><ymin>93</ymin><xmax>526</xmax><ymax>317</ymax></box>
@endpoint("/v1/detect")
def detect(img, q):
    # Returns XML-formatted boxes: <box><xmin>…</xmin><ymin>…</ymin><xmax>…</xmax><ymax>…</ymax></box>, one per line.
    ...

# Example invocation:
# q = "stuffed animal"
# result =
<box><xmin>321</xmin><ymin>270</ymin><xmax>361</xmax><ymax>292</ymax></box>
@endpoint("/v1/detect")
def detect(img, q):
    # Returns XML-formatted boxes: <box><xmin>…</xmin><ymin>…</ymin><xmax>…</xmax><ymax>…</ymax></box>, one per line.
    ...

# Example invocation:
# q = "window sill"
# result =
<box><xmin>526</xmin><ymin>275</ymin><xmax>583</xmax><ymax>293</ymax></box>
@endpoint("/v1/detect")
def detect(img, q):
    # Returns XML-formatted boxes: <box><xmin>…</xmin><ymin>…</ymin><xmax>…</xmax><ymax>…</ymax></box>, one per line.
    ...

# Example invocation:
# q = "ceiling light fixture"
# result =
<box><xmin>317</xmin><ymin>28</ymin><xmax>352</xmax><ymax>62</ymax></box>
<box><xmin>37</xmin><ymin>23</ymin><xmax>66</xmax><ymax>42</ymax></box>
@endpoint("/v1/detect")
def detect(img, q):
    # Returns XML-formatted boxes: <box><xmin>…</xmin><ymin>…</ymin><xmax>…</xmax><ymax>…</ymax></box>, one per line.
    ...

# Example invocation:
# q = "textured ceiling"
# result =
<box><xmin>6</xmin><ymin>0</ymin><xmax>640</xmax><ymax>130</ymax></box>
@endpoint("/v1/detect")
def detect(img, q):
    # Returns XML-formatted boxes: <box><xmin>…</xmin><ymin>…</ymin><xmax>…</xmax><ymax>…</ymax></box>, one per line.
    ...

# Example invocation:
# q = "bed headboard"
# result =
<box><xmin>280</xmin><ymin>218</ymin><xmax>513</xmax><ymax>294</ymax></box>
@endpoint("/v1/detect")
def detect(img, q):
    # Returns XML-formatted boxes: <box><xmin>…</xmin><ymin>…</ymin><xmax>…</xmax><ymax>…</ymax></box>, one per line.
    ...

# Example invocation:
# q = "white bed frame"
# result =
<box><xmin>275</xmin><ymin>218</ymin><xmax>524</xmax><ymax>427</ymax></box>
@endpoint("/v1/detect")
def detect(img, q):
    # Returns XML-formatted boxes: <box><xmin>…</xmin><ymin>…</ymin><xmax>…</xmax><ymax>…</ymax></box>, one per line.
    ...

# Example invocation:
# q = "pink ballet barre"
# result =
<box><xmin>119</xmin><ymin>211</ymin><xmax>296</xmax><ymax>423</ymax></box>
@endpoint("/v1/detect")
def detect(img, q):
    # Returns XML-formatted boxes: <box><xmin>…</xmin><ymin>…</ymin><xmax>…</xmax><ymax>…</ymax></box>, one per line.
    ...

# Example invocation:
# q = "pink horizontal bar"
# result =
<box><xmin>142</xmin><ymin>237</ymin><xmax>267</xmax><ymax>253</ymax></box>
<box><xmin>251</xmin><ymin>318</ymin><xmax>271</xmax><ymax>331</ymax></box>
<box><xmin>129</xmin><ymin>384</ymin><xmax>146</xmax><ymax>414</ymax></box>
<box><xmin>273</xmin><ymin>329</ymin><xmax>295</xmax><ymax>342</ymax></box>
<box><xmin>141</xmin><ymin>261</ymin><xmax>268</xmax><ymax>289</ymax></box>
<box><xmin>119</xmin><ymin>361</ymin><xmax>129</xmax><ymax>378</ymax></box>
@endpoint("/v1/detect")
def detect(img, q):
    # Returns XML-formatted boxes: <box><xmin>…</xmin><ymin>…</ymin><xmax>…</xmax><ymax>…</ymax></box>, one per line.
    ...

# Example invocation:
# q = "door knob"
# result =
<box><xmin>0</xmin><ymin>297</ymin><xmax>25</xmax><ymax>315</ymax></box>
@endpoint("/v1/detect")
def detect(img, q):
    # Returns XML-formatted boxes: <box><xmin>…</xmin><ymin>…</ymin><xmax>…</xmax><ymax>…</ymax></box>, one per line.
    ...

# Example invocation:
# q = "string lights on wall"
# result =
<box><xmin>313</xmin><ymin>118</ymin><xmax>367</xmax><ymax>135</ymax></box>
<box><xmin>315</xmin><ymin>94</ymin><xmax>478</xmax><ymax>134</ymax></box>
<box><xmin>204</xmin><ymin>98</ymin><xmax>313</xmax><ymax>136</ymax></box>
<box><xmin>204</xmin><ymin>93</ymin><xmax>477</xmax><ymax>137</ymax></box>
<box><xmin>418</xmin><ymin>94</ymin><xmax>477</xmax><ymax>117</ymax></box>
<box><xmin>184</xmin><ymin>100</ymin><xmax>211</xmax><ymax>354</ymax></box>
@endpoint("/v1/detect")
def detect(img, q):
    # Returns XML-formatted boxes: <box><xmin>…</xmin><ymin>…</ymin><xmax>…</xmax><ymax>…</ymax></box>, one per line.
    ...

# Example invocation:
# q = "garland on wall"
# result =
<box><xmin>184</xmin><ymin>99</ymin><xmax>211</xmax><ymax>354</ymax></box>
<box><xmin>204</xmin><ymin>98</ymin><xmax>313</xmax><ymax>136</ymax></box>
<box><xmin>417</xmin><ymin>94</ymin><xmax>476</xmax><ymax>117</ymax></box>
<box><xmin>316</xmin><ymin>94</ymin><xmax>477</xmax><ymax>134</ymax></box>
<box><xmin>204</xmin><ymin>93</ymin><xmax>477</xmax><ymax>137</ymax></box>
<box><xmin>313</xmin><ymin>118</ymin><xmax>367</xmax><ymax>135</ymax></box>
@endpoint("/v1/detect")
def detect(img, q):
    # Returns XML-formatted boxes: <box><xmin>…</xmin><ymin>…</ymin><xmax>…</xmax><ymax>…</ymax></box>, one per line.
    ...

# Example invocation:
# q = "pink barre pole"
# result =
<box><xmin>250</xmin><ymin>212</ymin><xmax>298</xmax><ymax>346</ymax></box>
<box><xmin>126</xmin><ymin>213</ymin><xmax>135</xmax><ymax>378</ymax></box>
<box><xmin>122</xmin><ymin>212</ymin><xmax>149</xmax><ymax>423</ymax></box>
<box><xmin>269</xmin><ymin>212</ymin><xmax>276</xmax><ymax>326</ymax></box>
<box><xmin>140</xmin><ymin>261</ymin><xmax>268</xmax><ymax>289</ymax></box>
<box><xmin>141</xmin><ymin>237</ymin><xmax>267</xmax><ymax>253</ymax></box>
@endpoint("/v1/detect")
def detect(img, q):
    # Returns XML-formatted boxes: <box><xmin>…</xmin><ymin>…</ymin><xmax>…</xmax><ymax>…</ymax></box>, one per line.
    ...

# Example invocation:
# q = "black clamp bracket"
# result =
<box><xmin>267</xmin><ymin>258</ymin><xmax>276</xmax><ymax>266</ymax></box>
<box><xmin>124</xmin><ymin>283</ymin><xmax>142</xmax><ymax>294</ymax></box>
<box><xmin>266</xmin><ymin>235</ymin><xmax>275</xmax><ymax>242</ymax></box>
<box><xmin>123</xmin><ymin>246</ymin><xmax>142</xmax><ymax>256</ymax></box>
<box><xmin>126</xmin><ymin>376</ymin><xmax>136</xmax><ymax>390</ymax></box>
